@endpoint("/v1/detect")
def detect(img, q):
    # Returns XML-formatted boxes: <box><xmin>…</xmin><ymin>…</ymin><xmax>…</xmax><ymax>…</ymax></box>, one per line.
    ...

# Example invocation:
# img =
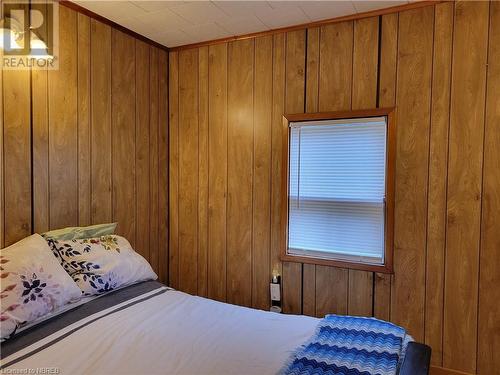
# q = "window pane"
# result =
<box><xmin>288</xmin><ymin>117</ymin><xmax>387</xmax><ymax>264</ymax></box>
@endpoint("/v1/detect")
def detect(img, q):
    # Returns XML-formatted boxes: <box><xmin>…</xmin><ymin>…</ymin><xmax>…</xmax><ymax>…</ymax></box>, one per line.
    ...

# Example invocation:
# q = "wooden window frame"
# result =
<box><xmin>280</xmin><ymin>107</ymin><xmax>396</xmax><ymax>274</ymax></box>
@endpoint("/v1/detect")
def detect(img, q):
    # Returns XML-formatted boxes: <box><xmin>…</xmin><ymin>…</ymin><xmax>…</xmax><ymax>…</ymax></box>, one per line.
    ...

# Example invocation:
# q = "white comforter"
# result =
<box><xmin>5</xmin><ymin>289</ymin><xmax>319</xmax><ymax>375</ymax></box>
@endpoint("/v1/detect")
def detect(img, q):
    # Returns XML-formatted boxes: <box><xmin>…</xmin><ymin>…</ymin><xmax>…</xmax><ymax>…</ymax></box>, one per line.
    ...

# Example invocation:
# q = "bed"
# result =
<box><xmin>1</xmin><ymin>280</ymin><xmax>430</xmax><ymax>375</ymax></box>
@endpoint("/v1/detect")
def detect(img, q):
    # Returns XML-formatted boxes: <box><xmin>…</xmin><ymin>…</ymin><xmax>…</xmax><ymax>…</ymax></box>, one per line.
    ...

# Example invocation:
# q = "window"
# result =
<box><xmin>281</xmin><ymin>109</ymin><xmax>395</xmax><ymax>273</ymax></box>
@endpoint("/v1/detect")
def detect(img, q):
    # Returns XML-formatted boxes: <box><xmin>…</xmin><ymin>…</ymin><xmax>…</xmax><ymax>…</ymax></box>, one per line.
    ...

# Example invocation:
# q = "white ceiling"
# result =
<box><xmin>74</xmin><ymin>1</ymin><xmax>410</xmax><ymax>48</ymax></box>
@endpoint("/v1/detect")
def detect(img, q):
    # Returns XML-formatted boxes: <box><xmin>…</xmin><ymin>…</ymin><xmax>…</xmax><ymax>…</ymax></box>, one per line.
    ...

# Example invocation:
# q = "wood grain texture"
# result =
<box><xmin>348</xmin><ymin>270</ymin><xmax>374</xmax><ymax>317</ymax></box>
<box><xmin>378</xmin><ymin>13</ymin><xmax>398</xmax><ymax>107</ymax></box>
<box><xmin>3</xmin><ymin>70</ymin><xmax>31</xmax><ymax>246</ymax></box>
<box><xmin>270</xmin><ymin>33</ymin><xmax>286</xmax><ymax>283</ymax></box>
<box><xmin>352</xmin><ymin>16</ymin><xmax>379</xmax><ymax>110</ymax></box>
<box><xmin>315</xmin><ymin>265</ymin><xmax>348</xmax><ymax>317</ymax></box>
<box><xmin>391</xmin><ymin>6</ymin><xmax>434</xmax><ymax>342</ymax></box>
<box><xmin>282</xmin><ymin>262</ymin><xmax>302</xmax><ymax>314</ymax></box>
<box><xmin>282</xmin><ymin>29</ymin><xmax>306</xmax><ymax>314</ymax></box>
<box><xmin>429</xmin><ymin>366</ymin><xmax>474</xmax><ymax>375</ymax></box>
<box><xmin>374</xmin><ymin>272</ymin><xmax>391</xmax><ymax>321</ymax></box>
<box><xmin>32</xmin><ymin>55</ymin><xmax>49</xmax><ymax>233</ymax></box>
<box><xmin>444</xmin><ymin>1</ymin><xmax>489</xmax><ymax>372</ymax></box>
<box><xmin>168</xmin><ymin>51</ymin><xmax>180</xmax><ymax>288</ymax></box>
<box><xmin>90</xmin><ymin>19</ymin><xmax>112</xmax><ymax>224</ymax></box>
<box><xmin>348</xmin><ymin>15</ymin><xmax>379</xmax><ymax>317</ymax></box>
<box><xmin>49</xmin><ymin>6</ymin><xmax>78</xmax><ymax>229</ymax></box>
<box><xmin>374</xmin><ymin>12</ymin><xmax>398</xmax><ymax>322</ymax></box>
<box><xmin>2</xmin><ymin>1</ymin><xmax>31</xmax><ymax>247</ymax></box>
<box><xmin>149</xmin><ymin>48</ymin><xmax>160</xmax><ymax>274</ymax></box>
<box><xmin>158</xmin><ymin>49</ymin><xmax>169</xmax><ymax>284</ymax></box>
<box><xmin>302</xmin><ymin>264</ymin><xmax>316</xmax><ymax>316</ymax></box>
<box><xmin>112</xmin><ymin>30</ymin><xmax>136</xmax><ymax>246</ymax></box>
<box><xmin>252</xmin><ymin>35</ymin><xmax>273</xmax><ymax>310</ymax></box>
<box><xmin>305</xmin><ymin>27</ymin><xmax>319</xmax><ymax>114</ymax></box>
<box><xmin>135</xmin><ymin>41</ymin><xmax>151</xmax><ymax>261</ymax></box>
<box><xmin>478</xmin><ymin>5</ymin><xmax>500</xmax><ymax>374</ymax></box>
<box><xmin>227</xmin><ymin>39</ymin><xmax>254</xmax><ymax>307</ymax></box>
<box><xmin>31</xmin><ymin>2</ymin><xmax>49</xmax><ymax>234</ymax></box>
<box><xmin>178</xmin><ymin>49</ymin><xmax>199</xmax><ymax>294</ymax></box>
<box><xmin>285</xmin><ymin>30</ymin><xmax>306</xmax><ymax>114</ymax></box>
<box><xmin>319</xmin><ymin>21</ymin><xmax>353</xmax><ymax>112</ymax></box>
<box><xmin>77</xmin><ymin>13</ymin><xmax>91</xmax><ymax>227</ymax></box>
<box><xmin>197</xmin><ymin>46</ymin><xmax>209</xmax><ymax>297</ymax></box>
<box><xmin>425</xmin><ymin>2</ymin><xmax>453</xmax><ymax>366</ymax></box>
<box><xmin>207</xmin><ymin>43</ymin><xmax>228</xmax><ymax>301</ymax></box>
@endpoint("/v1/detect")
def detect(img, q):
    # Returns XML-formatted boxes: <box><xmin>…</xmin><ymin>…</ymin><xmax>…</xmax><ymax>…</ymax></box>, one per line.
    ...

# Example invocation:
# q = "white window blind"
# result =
<box><xmin>288</xmin><ymin>116</ymin><xmax>387</xmax><ymax>265</ymax></box>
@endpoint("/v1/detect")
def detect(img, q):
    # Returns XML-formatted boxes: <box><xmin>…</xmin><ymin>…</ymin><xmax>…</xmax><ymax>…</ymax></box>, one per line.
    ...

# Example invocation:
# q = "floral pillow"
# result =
<box><xmin>0</xmin><ymin>234</ymin><xmax>82</xmax><ymax>340</ymax></box>
<box><xmin>48</xmin><ymin>235</ymin><xmax>157</xmax><ymax>296</ymax></box>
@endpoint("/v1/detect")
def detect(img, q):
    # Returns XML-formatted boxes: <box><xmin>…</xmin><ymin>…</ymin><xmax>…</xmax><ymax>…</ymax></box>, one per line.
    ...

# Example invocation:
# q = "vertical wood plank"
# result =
<box><xmin>302</xmin><ymin>264</ymin><xmax>316</xmax><ymax>316</ymax></box>
<box><xmin>252</xmin><ymin>35</ymin><xmax>273</xmax><ymax>310</ymax></box>
<box><xmin>3</xmin><ymin>70</ymin><xmax>31</xmax><ymax>245</ymax></box>
<box><xmin>478</xmin><ymin>3</ymin><xmax>500</xmax><ymax>374</ymax></box>
<box><xmin>136</xmin><ymin>41</ymin><xmax>150</xmax><ymax>261</ymax></box>
<box><xmin>90</xmin><ymin>20</ymin><xmax>112</xmax><ymax>224</ymax></box>
<box><xmin>282</xmin><ymin>262</ymin><xmax>302</xmax><ymax>314</ymax></box>
<box><xmin>444</xmin><ymin>1</ymin><xmax>489</xmax><ymax>372</ymax></box>
<box><xmin>374</xmin><ymin>12</ymin><xmax>398</xmax><ymax>322</ymax></box>
<box><xmin>305</xmin><ymin>27</ymin><xmax>320</xmax><ymax>114</ymax></box>
<box><xmin>392</xmin><ymin>6</ymin><xmax>434</xmax><ymax>342</ymax></box>
<box><xmin>270</xmin><ymin>33</ymin><xmax>286</xmax><ymax>287</ymax></box>
<box><xmin>168</xmin><ymin>51</ymin><xmax>180</xmax><ymax>288</ymax></box>
<box><xmin>158</xmin><ymin>50</ymin><xmax>169</xmax><ymax>284</ymax></box>
<box><xmin>425</xmin><ymin>2</ymin><xmax>453</xmax><ymax>366</ymax></box>
<box><xmin>48</xmin><ymin>6</ymin><xmax>78</xmax><ymax>229</ymax></box>
<box><xmin>303</xmin><ymin>27</ymin><xmax>320</xmax><ymax>317</ymax></box>
<box><xmin>32</xmin><ymin>54</ymin><xmax>49</xmax><ymax>233</ymax></box>
<box><xmin>352</xmin><ymin>17</ymin><xmax>379</xmax><ymax>109</ymax></box>
<box><xmin>31</xmin><ymin>2</ymin><xmax>49</xmax><ymax>234</ymax></box>
<box><xmin>378</xmin><ymin>13</ymin><xmax>398</xmax><ymax>107</ymax></box>
<box><xmin>348</xmin><ymin>270</ymin><xmax>374</xmax><ymax>317</ymax></box>
<box><xmin>77</xmin><ymin>13</ymin><xmax>91</xmax><ymax>226</ymax></box>
<box><xmin>316</xmin><ymin>265</ymin><xmax>348</xmax><ymax>317</ymax></box>
<box><xmin>178</xmin><ymin>49</ymin><xmax>199</xmax><ymax>295</ymax></box>
<box><xmin>374</xmin><ymin>273</ymin><xmax>391</xmax><ymax>320</ymax></box>
<box><xmin>282</xmin><ymin>29</ymin><xmax>306</xmax><ymax>315</ymax></box>
<box><xmin>150</xmin><ymin>47</ymin><xmax>159</xmax><ymax>274</ymax></box>
<box><xmin>285</xmin><ymin>30</ymin><xmax>306</xmax><ymax>113</ymax></box>
<box><xmin>207</xmin><ymin>43</ymin><xmax>228</xmax><ymax>301</ymax></box>
<box><xmin>319</xmin><ymin>21</ymin><xmax>353</xmax><ymax>112</ymax></box>
<box><xmin>316</xmin><ymin>20</ymin><xmax>353</xmax><ymax>317</ymax></box>
<box><xmin>349</xmin><ymin>16</ymin><xmax>379</xmax><ymax>317</ymax></box>
<box><xmin>198</xmin><ymin>46</ymin><xmax>209</xmax><ymax>297</ymax></box>
<box><xmin>227</xmin><ymin>39</ymin><xmax>254</xmax><ymax>307</ymax></box>
<box><xmin>112</xmin><ymin>30</ymin><xmax>136</xmax><ymax>246</ymax></box>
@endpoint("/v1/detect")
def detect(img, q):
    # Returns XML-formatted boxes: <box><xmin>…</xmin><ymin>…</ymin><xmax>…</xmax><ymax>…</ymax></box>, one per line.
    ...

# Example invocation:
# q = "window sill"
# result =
<box><xmin>280</xmin><ymin>252</ymin><xmax>394</xmax><ymax>274</ymax></box>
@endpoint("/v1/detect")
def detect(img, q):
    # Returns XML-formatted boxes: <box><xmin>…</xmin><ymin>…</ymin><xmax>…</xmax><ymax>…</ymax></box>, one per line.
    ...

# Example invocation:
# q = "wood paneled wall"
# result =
<box><xmin>168</xmin><ymin>2</ymin><xmax>500</xmax><ymax>374</ymax></box>
<box><xmin>0</xmin><ymin>4</ymin><xmax>169</xmax><ymax>281</ymax></box>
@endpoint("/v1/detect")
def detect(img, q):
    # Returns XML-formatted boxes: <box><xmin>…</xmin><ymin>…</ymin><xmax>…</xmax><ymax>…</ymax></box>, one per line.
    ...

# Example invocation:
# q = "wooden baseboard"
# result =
<box><xmin>430</xmin><ymin>366</ymin><xmax>475</xmax><ymax>375</ymax></box>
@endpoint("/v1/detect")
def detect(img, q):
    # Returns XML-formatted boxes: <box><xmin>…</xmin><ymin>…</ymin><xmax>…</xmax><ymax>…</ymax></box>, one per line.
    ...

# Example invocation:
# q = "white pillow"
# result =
<box><xmin>0</xmin><ymin>234</ymin><xmax>82</xmax><ymax>339</ymax></box>
<box><xmin>48</xmin><ymin>235</ymin><xmax>157</xmax><ymax>296</ymax></box>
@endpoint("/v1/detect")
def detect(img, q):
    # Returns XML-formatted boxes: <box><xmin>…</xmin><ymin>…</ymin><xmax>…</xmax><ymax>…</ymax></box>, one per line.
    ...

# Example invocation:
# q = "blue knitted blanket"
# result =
<box><xmin>279</xmin><ymin>315</ymin><xmax>412</xmax><ymax>375</ymax></box>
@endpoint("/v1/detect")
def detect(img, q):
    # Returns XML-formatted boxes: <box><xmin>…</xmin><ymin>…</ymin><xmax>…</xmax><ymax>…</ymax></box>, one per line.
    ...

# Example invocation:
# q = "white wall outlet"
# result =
<box><xmin>270</xmin><ymin>283</ymin><xmax>281</xmax><ymax>302</ymax></box>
